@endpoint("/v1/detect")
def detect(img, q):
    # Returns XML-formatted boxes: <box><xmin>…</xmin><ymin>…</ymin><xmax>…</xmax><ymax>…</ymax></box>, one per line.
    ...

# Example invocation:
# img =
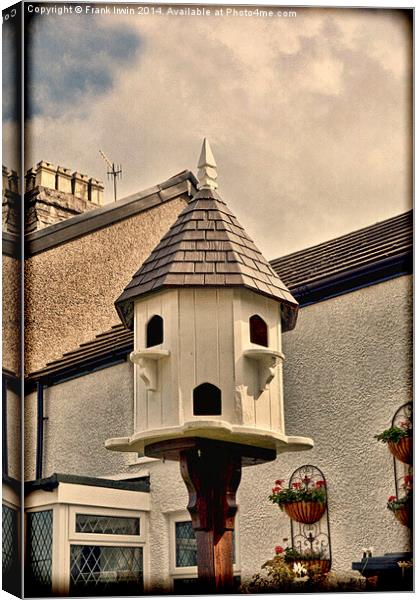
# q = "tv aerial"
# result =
<box><xmin>99</xmin><ymin>149</ymin><xmax>123</xmax><ymax>202</ymax></box>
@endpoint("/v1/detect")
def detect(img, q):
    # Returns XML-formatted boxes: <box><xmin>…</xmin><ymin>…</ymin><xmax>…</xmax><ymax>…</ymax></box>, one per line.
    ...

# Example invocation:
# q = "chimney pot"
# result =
<box><xmin>88</xmin><ymin>177</ymin><xmax>104</xmax><ymax>205</ymax></box>
<box><xmin>35</xmin><ymin>161</ymin><xmax>57</xmax><ymax>189</ymax></box>
<box><xmin>56</xmin><ymin>166</ymin><xmax>73</xmax><ymax>194</ymax></box>
<box><xmin>72</xmin><ymin>172</ymin><xmax>90</xmax><ymax>200</ymax></box>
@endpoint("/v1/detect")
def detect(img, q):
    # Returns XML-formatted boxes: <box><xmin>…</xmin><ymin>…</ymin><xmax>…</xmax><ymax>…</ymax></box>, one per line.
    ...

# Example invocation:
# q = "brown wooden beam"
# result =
<box><xmin>145</xmin><ymin>437</ymin><xmax>276</xmax><ymax>593</ymax></box>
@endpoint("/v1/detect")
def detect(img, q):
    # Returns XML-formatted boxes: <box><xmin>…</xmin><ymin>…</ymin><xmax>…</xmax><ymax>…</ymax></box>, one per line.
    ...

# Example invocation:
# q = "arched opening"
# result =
<box><xmin>249</xmin><ymin>314</ymin><xmax>268</xmax><ymax>347</ymax></box>
<box><xmin>146</xmin><ymin>315</ymin><xmax>164</xmax><ymax>348</ymax></box>
<box><xmin>193</xmin><ymin>383</ymin><xmax>222</xmax><ymax>416</ymax></box>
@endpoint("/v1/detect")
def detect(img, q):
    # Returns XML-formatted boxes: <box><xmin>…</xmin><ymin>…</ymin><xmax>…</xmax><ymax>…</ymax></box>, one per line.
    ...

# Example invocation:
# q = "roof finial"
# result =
<box><xmin>197</xmin><ymin>138</ymin><xmax>218</xmax><ymax>191</ymax></box>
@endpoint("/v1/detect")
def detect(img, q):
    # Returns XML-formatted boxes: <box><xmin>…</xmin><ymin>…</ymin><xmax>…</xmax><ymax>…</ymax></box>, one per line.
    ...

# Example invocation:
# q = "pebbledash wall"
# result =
<box><xmin>11</xmin><ymin>161</ymin><xmax>412</xmax><ymax>592</ymax></box>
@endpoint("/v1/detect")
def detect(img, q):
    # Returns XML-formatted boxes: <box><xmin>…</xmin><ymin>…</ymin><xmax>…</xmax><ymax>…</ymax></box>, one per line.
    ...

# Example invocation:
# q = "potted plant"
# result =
<box><xmin>375</xmin><ymin>418</ymin><xmax>412</xmax><ymax>464</ymax></box>
<box><xmin>387</xmin><ymin>475</ymin><xmax>413</xmax><ymax>528</ymax></box>
<box><xmin>275</xmin><ymin>545</ymin><xmax>331</xmax><ymax>574</ymax></box>
<box><xmin>269</xmin><ymin>476</ymin><xmax>327</xmax><ymax>524</ymax></box>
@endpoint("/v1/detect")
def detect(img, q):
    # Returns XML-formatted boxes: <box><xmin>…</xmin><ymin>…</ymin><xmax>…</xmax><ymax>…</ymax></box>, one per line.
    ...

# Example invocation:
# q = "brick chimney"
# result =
<box><xmin>24</xmin><ymin>161</ymin><xmax>104</xmax><ymax>233</ymax></box>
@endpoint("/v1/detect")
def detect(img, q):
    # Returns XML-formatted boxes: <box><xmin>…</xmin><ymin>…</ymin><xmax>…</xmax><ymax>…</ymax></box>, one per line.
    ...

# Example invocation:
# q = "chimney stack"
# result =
<box><xmin>24</xmin><ymin>161</ymin><xmax>104</xmax><ymax>232</ymax></box>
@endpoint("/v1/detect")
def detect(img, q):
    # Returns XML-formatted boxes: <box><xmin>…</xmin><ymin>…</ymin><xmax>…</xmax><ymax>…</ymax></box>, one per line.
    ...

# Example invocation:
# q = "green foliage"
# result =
<box><xmin>242</xmin><ymin>555</ymin><xmax>296</xmax><ymax>593</ymax></box>
<box><xmin>241</xmin><ymin>554</ymin><xmax>366</xmax><ymax>593</ymax></box>
<box><xmin>387</xmin><ymin>474</ymin><xmax>412</xmax><ymax>511</ymax></box>
<box><xmin>269</xmin><ymin>476</ymin><xmax>327</xmax><ymax>509</ymax></box>
<box><xmin>284</xmin><ymin>547</ymin><xmax>324</xmax><ymax>561</ymax></box>
<box><xmin>374</xmin><ymin>426</ymin><xmax>411</xmax><ymax>444</ymax></box>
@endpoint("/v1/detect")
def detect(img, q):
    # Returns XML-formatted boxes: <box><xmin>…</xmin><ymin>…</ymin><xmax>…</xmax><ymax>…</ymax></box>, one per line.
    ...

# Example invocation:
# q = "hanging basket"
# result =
<box><xmin>393</xmin><ymin>504</ymin><xmax>412</xmax><ymax>528</ymax></box>
<box><xmin>299</xmin><ymin>559</ymin><xmax>331</xmax><ymax>574</ymax></box>
<box><xmin>283</xmin><ymin>500</ymin><xmax>326</xmax><ymax>524</ymax></box>
<box><xmin>388</xmin><ymin>436</ymin><xmax>413</xmax><ymax>465</ymax></box>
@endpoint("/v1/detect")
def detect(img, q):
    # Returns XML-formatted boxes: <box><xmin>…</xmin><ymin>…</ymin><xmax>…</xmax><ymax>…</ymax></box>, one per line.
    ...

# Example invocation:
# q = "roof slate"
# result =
<box><xmin>270</xmin><ymin>210</ymin><xmax>413</xmax><ymax>292</ymax></box>
<box><xmin>115</xmin><ymin>188</ymin><xmax>298</xmax><ymax>331</ymax></box>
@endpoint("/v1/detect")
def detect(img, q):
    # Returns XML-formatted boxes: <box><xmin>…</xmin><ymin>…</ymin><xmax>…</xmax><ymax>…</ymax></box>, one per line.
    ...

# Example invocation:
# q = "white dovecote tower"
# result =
<box><xmin>106</xmin><ymin>139</ymin><xmax>313</xmax><ymax>457</ymax></box>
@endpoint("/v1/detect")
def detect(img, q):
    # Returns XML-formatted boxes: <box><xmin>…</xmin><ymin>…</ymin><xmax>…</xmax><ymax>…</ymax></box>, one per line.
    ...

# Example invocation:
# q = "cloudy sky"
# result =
<box><xmin>3</xmin><ymin>4</ymin><xmax>412</xmax><ymax>258</ymax></box>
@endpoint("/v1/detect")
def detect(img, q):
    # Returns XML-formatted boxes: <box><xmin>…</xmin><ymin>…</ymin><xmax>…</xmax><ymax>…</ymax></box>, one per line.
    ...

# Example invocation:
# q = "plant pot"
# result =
<box><xmin>285</xmin><ymin>558</ymin><xmax>331</xmax><ymax>574</ymax></box>
<box><xmin>283</xmin><ymin>501</ymin><xmax>326</xmax><ymax>524</ymax></box>
<box><xmin>393</xmin><ymin>504</ymin><xmax>412</xmax><ymax>528</ymax></box>
<box><xmin>388</xmin><ymin>437</ymin><xmax>413</xmax><ymax>465</ymax></box>
<box><xmin>300</xmin><ymin>559</ymin><xmax>331</xmax><ymax>574</ymax></box>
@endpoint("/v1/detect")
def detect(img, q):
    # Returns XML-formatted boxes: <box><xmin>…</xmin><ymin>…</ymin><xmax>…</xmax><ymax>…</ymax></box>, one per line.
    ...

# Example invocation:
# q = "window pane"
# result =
<box><xmin>175</xmin><ymin>521</ymin><xmax>236</xmax><ymax>568</ymax></box>
<box><xmin>26</xmin><ymin>510</ymin><xmax>53</xmax><ymax>595</ymax></box>
<box><xmin>70</xmin><ymin>545</ymin><xmax>143</xmax><ymax>596</ymax></box>
<box><xmin>175</xmin><ymin>521</ymin><xmax>197</xmax><ymax>567</ymax></box>
<box><xmin>2</xmin><ymin>505</ymin><xmax>20</xmax><ymax>596</ymax></box>
<box><xmin>75</xmin><ymin>514</ymin><xmax>140</xmax><ymax>535</ymax></box>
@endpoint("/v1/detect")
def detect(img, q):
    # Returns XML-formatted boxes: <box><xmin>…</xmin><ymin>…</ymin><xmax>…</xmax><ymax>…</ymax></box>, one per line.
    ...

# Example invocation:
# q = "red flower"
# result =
<box><xmin>272</xmin><ymin>486</ymin><xmax>281</xmax><ymax>494</ymax></box>
<box><xmin>316</xmin><ymin>480</ymin><xmax>325</xmax><ymax>488</ymax></box>
<box><xmin>275</xmin><ymin>546</ymin><xmax>284</xmax><ymax>555</ymax></box>
<box><xmin>303</xmin><ymin>476</ymin><xmax>311</xmax><ymax>484</ymax></box>
<box><xmin>292</xmin><ymin>482</ymin><xmax>301</xmax><ymax>489</ymax></box>
<box><xmin>388</xmin><ymin>496</ymin><xmax>397</xmax><ymax>503</ymax></box>
<box><xmin>275</xmin><ymin>479</ymin><xmax>284</xmax><ymax>486</ymax></box>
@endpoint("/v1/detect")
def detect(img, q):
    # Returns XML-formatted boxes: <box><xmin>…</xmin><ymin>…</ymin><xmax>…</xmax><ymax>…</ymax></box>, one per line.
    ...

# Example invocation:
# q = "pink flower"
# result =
<box><xmin>303</xmin><ymin>476</ymin><xmax>311</xmax><ymax>484</ymax></box>
<box><xmin>275</xmin><ymin>546</ymin><xmax>284</xmax><ymax>555</ymax></box>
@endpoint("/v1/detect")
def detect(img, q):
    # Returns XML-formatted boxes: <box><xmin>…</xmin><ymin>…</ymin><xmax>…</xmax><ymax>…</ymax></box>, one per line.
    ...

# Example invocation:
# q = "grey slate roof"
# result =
<box><xmin>115</xmin><ymin>188</ymin><xmax>299</xmax><ymax>332</ymax></box>
<box><xmin>29</xmin><ymin>324</ymin><xmax>133</xmax><ymax>380</ymax></box>
<box><xmin>271</xmin><ymin>210</ymin><xmax>413</xmax><ymax>292</ymax></box>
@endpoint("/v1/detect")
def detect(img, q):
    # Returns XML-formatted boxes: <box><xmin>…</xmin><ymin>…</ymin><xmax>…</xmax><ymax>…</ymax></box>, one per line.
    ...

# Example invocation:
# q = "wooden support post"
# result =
<box><xmin>145</xmin><ymin>438</ymin><xmax>276</xmax><ymax>594</ymax></box>
<box><xmin>180</xmin><ymin>444</ymin><xmax>241</xmax><ymax>593</ymax></box>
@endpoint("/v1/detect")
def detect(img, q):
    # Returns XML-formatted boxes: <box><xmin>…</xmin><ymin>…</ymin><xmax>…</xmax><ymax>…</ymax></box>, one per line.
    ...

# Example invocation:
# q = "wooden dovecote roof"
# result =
<box><xmin>115</xmin><ymin>182</ymin><xmax>299</xmax><ymax>333</ymax></box>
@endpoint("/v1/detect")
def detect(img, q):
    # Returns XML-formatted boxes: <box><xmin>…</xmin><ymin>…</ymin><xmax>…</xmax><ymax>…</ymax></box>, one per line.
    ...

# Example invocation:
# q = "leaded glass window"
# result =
<box><xmin>70</xmin><ymin>545</ymin><xmax>143</xmax><ymax>596</ymax></box>
<box><xmin>175</xmin><ymin>521</ymin><xmax>235</xmax><ymax>568</ymax></box>
<box><xmin>2</xmin><ymin>504</ymin><xmax>20</xmax><ymax>596</ymax></box>
<box><xmin>175</xmin><ymin>521</ymin><xmax>197</xmax><ymax>567</ymax></box>
<box><xmin>76</xmin><ymin>514</ymin><xmax>140</xmax><ymax>535</ymax></box>
<box><xmin>26</xmin><ymin>510</ymin><xmax>53</xmax><ymax>595</ymax></box>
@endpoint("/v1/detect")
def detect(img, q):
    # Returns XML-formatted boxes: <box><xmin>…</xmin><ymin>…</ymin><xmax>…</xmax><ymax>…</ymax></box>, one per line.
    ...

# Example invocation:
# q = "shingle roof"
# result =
<box><xmin>270</xmin><ymin>210</ymin><xmax>412</xmax><ymax>296</ymax></box>
<box><xmin>29</xmin><ymin>324</ymin><xmax>133</xmax><ymax>381</ymax></box>
<box><xmin>115</xmin><ymin>188</ymin><xmax>299</xmax><ymax>332</ymax></box>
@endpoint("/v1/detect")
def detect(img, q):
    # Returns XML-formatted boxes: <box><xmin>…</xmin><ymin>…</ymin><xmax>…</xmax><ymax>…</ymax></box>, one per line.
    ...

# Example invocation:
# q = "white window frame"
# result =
<box><xmin>68</xmin><ymin>505</ymin><xmax>145</xmax><ymax>544</ymax></box>
<box><xmin>167</xmin><ymin>510</ymin><xmax>241</xmax><ymax>587</ymax></box>
<box><xmin>25</xmin><ymin>484</ymin><xmax>150</xmax><ymax>595</ymax></box>
<box><xmin>68</xmin><ymin>504</ymin><xmax>148</xmax><ymax>594</ymax></box>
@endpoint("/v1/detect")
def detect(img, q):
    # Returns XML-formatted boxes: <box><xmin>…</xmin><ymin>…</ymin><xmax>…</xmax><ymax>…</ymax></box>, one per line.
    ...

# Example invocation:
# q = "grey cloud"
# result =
<box><xmin>26</xmin><ymin>14</ymin><xmax>141</xmax><ymax>117</ymax></box>
<box><xmin>24</xmin><ymin>8</ymin><xmax>412</xmax><ymax>259</ymax></box>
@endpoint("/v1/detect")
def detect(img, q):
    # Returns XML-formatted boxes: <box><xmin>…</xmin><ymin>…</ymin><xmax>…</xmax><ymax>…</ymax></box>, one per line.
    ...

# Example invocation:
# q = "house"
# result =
<box><xmin>2</xmin><ymin>151</ymin><xmax>413</xmax><ymax>596</ymax></box>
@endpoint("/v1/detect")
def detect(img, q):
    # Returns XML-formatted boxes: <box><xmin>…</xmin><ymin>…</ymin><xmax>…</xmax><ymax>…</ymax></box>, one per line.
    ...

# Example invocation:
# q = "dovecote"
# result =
<box><xmin>106</xmin><ymin>140</ymin><xmax>313</xmax><ymax>458</ymax></box>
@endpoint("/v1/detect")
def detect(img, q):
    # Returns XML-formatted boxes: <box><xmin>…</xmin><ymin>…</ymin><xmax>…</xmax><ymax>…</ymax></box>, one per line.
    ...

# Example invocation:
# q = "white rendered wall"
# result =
<box><xmin>26</xmin><ymin>275</ymin><xmax>412</xmax><ymax>587</ymax></box>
